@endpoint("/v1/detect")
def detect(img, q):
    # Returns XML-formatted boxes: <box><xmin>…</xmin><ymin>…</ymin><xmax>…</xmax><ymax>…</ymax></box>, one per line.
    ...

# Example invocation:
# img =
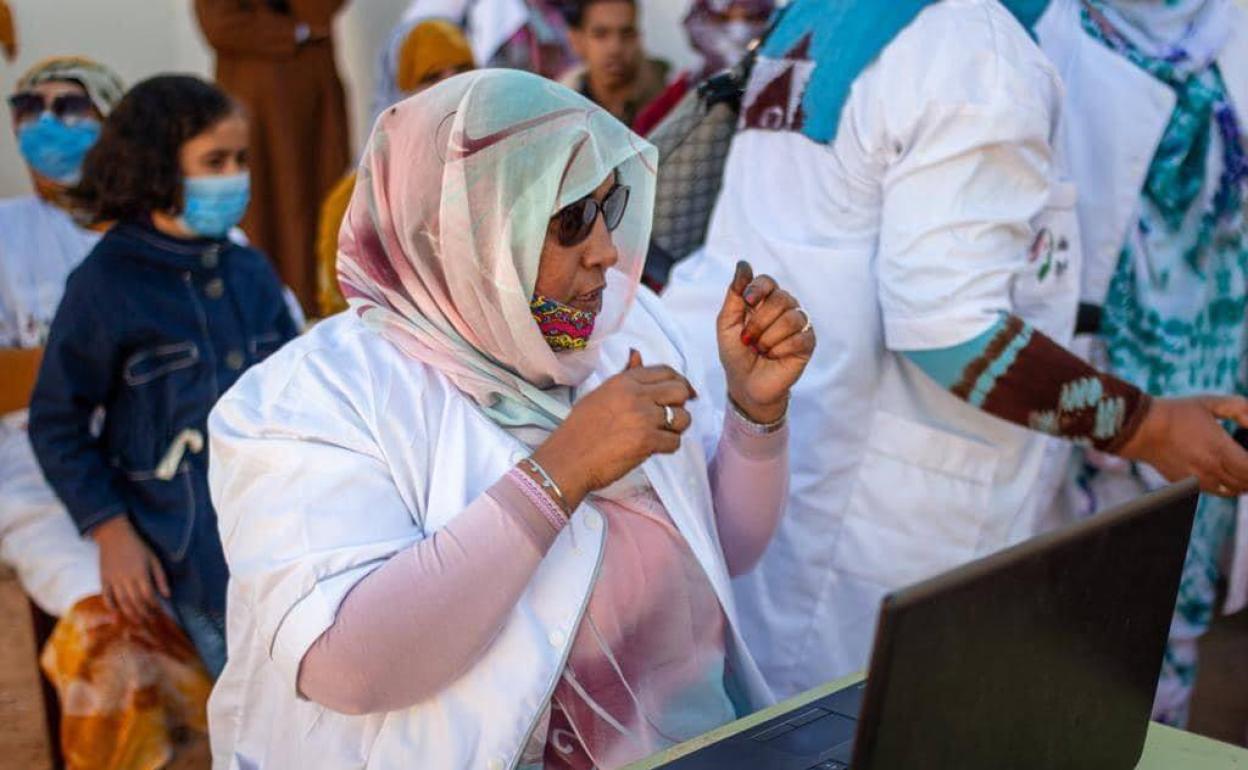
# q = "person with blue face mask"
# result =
<box><xmin>27</xmin><ymin>74</ymin><xmax>300</xmax><ymax>678</ymax></box>
<box><xmin>7</xmin><ymin>58</ymin><xmax>121</xmax><ymax>197</ymax></box>
<box><xmin>15</xmin><ymin>97</ymin><xmax>100</xmax><ymax>186</ymax></box>
<box><xmin>0</xmin><ymin>57</ymin><xmax>124</xmax><ymax>626</ymax></box>
<box><xmin>2</xmin><ymin>57</ymin><xmax>123</xmax><ymax>346</ymax></box>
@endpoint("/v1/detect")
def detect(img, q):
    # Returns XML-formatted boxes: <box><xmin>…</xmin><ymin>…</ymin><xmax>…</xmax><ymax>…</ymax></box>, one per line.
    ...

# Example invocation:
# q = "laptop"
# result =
<box><xmin>660</xmin><ymin>479</ymin><xmax>1199</xmax><ymax>770</ymax></box>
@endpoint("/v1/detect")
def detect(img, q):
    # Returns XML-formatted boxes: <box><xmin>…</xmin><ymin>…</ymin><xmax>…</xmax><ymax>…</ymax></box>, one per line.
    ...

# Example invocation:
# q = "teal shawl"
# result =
<box><xmin>756</xmin><ymin>0</ymin><xmax>1051</xmax><ymax>144</ymax></box>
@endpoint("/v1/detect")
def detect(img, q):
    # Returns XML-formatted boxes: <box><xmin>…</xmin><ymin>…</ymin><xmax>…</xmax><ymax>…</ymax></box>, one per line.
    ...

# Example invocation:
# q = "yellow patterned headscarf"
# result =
<box><xmin>395</xmin><ymin>19</ymin><xmax>475</xmax><ymax>93</ymax></box>
<box><xmin>316</xmin><ymin>20</ymin><xmax>474</xmax><ymax>317</ymax></box>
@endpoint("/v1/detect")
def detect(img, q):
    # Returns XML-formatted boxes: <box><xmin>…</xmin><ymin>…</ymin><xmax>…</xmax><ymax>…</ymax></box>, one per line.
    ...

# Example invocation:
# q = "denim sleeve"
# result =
<box><xmin>27</xmin><ymin>271</ymin><xmax>128</xmax><ymax>534</ymax></box>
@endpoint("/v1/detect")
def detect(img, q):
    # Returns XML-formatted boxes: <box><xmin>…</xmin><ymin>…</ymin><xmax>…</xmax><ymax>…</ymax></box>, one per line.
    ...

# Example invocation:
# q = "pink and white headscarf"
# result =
<box><xmin>338</xmin><ymin>69</ymin><xmax>658</xmax><ymax>432</ymax></box>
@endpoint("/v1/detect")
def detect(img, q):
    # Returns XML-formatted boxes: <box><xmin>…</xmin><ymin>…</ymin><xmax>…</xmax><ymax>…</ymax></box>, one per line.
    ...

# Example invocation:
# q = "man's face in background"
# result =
<box><xmin>570</xmin><ymin>1</ymin><xmax>643</xmax><ymax>89</ymax></box>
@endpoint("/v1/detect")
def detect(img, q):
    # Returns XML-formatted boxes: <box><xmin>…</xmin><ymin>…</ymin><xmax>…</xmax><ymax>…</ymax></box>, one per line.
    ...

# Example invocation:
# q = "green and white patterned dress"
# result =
<box><xmin>1080</xmin><ymin>0</ymin><xmax>1248</xmax><ymax>727</ymax></box>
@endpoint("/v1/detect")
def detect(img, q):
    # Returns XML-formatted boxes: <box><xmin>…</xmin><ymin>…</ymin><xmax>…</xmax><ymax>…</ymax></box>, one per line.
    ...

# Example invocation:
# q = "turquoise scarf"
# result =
<box><xmin>1082</xmin><ymin>1</ymin><xmax>1247</xmax><ymax>723</ymax></box>
<box><xmin>755</xmin><ymin>0</ymin><xmax>1051</xmax><ymax>144</ymax></box>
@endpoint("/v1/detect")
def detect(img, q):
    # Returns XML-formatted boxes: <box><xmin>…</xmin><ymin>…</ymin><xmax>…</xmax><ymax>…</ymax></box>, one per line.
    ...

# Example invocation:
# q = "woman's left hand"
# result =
<box><xmin>717</xmin><ymin>260</ymin><xmax>816</xmax><ymax>424</ymax></box>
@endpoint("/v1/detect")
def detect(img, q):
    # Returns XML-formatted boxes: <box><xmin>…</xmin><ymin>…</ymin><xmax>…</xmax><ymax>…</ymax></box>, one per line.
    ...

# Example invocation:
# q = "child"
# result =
<box><xmin>28</xmin><ymin>74</ymin><xmax>299</xmax><ymax>675</ymax></box>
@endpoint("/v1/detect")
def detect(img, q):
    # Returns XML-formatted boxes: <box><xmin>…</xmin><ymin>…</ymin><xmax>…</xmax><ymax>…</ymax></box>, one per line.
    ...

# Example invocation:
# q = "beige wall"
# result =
<box><xmin>0</xmin><ymin>0</ymin><xmax>697</xmax><ymax>198</ymax></box>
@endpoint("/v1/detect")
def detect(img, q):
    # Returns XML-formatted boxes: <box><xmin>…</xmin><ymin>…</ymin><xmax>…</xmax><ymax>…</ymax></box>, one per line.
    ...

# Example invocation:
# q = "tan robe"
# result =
<box><xmin>0</xmin><ymin>0</ymin><xmax>16</xmax><ymax>59</ymax></box>
<box><xmin>194</xmin><ymin>0</ymin><xmax>351</xmax><ymax>312</ymax></box>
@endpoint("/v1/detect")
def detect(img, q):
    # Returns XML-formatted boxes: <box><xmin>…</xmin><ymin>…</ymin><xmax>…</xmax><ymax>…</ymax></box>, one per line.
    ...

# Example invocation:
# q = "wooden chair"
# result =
<box><xmin>0</xmin><ymin>347</ymin><xmax>41</xmax><ymax>416</ymax></box>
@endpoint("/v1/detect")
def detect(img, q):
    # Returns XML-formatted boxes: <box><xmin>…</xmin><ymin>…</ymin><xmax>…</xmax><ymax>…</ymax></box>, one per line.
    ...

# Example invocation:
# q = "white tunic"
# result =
<box><xmin>0</xmin><ymin>195</ymin><xmax>102</xmax><ymax>616</ymax></box>
<box><xmin>0</xmin><ymin>195</ymin><xmax>100</xmax><ymax>348</ymax></box>
<box><xmin>663</xmin><ymin>0</ymin><xmax>1081</xmax><ymax>696</ymax></box>
<box><xmin>206</xmin><ymin>293</ymin><xmax>771</xmax><ymax>770</ymax></box>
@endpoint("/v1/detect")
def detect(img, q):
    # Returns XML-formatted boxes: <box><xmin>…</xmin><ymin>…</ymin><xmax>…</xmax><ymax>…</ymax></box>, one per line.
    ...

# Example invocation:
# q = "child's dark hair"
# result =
<box><xmin>74</xmin><ymin>74</ymin><xmax>238</xmax><ymax>223</ymax></box>
<box><xmin>562</xmin><ymin>0</ymin><xmax>636</xmax><ymax>29</ymax></box>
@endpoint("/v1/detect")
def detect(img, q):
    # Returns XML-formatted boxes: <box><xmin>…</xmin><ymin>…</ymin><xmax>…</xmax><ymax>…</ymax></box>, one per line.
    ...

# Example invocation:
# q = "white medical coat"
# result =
<box><xmin>662</xmin><ymin>0</ymin><xmax>1081</xmax><ymax>697</ymax></box>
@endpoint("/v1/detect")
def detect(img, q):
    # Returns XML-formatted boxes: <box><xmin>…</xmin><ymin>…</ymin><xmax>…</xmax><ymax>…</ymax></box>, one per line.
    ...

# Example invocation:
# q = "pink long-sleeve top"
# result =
<box><xmin>298</xmin><ymin>409</ymin><xmax>788</xmax><ymax>765</ymax></box>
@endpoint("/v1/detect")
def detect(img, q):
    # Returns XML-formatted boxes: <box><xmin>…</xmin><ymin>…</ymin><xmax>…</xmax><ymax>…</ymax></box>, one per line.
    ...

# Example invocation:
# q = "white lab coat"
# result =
<box><xmin>1037</xmin><ymin>0</ymin><xmax>1248</xmax><ymax>615</ymax></box>
<box><xmin>205</xmin><ymin>290</ymin><xmax>771</xmax><ymax>770</ymax></box>
<box><xmin>662</xmin><ymin>0</ymin><xmax>1080</xmax><ymax>697</ymax></box>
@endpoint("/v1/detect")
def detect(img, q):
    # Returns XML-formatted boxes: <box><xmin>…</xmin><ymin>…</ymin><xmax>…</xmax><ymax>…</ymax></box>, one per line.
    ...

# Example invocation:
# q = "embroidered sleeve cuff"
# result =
<box><xmin>907</xmin><ymin>314</ymin><xmax>1153</xmax><ymax>453</ymax></box>
<box><xmin>1099</xmin><ymin>393</ymin><xmax>1153</xmax><ymax>455</ymax></box>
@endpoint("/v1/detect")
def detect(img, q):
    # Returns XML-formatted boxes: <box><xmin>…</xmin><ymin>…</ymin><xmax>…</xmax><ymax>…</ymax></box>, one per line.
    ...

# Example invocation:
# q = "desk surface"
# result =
<box><xmin>623</xmin><ymin>675</ymin><xmax>1248</xmax><ymax>769</ymax></box>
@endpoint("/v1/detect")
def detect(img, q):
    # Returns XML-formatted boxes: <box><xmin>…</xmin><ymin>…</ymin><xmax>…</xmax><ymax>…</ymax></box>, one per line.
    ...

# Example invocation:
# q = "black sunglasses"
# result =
<box><xmin>7</xmin><ymin>91</ymin><xmax>96</xmax><ymax>124</ymax></box>
<box><xmin>552</xmin><ymin>183</ymin><xmax>631</xmax><ymax>247</ymax></box>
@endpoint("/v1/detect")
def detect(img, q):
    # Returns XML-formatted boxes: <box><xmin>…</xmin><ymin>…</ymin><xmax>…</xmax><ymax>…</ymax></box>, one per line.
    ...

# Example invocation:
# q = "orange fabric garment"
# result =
<box><xmin>194</xmin><ymin>0</ymin><xmax>351</xmax><ymax>313</ymax></box>
<box><xmin>396</xmin><ymin>18</ymin><xmax>474</xmax><ymax>93</ymax></box>
<box><xmin>0</xmin><ymin>0</ymin><xmax>15</xmax><ymax>58</ymax></box>
<box><xmin>39</xmin><ymin>596</ymin><xmax>213</xmax><ymax>770</ymax></box>
<box><xmin>315</xmin><ymin>171</ymin><xmax>354</xmax><ymax>317</ymax></box>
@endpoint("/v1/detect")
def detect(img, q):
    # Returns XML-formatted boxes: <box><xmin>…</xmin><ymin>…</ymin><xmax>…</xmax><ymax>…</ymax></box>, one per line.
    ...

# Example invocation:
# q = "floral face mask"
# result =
<box><xmin>530</xmin><ymin>294</ymin><xmax>597</xmax><ymax>352</ymax></box>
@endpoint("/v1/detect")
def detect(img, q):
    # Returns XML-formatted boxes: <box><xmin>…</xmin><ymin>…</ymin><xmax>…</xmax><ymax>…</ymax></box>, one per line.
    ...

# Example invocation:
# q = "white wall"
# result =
<box><xmin>0</xmin><ymin>0</ymin><xmax>212</xmax><ymax>197</ymax></box>
<box><xmin>0</xmin><ymin>0</ymin><xmax>696</xmax><ymax>198</ymax></box>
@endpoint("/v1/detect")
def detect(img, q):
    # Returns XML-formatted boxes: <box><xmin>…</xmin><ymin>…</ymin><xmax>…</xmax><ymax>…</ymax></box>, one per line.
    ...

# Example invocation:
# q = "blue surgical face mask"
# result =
<box><xmin>17</xmin><ymin>113</ymin><xmax>101</xmax><ymax>184</ymax></box>
<box><xmin>179</xmin><ymin>172</ymin><xmax>251</xmax><ymax>239</ymax></box>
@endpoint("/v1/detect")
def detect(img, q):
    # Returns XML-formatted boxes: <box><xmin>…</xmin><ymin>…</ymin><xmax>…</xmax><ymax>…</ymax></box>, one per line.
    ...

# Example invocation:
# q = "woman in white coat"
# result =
<box><xmin>207</xmin><ymin>69</ymin><xmax>815</xmax><ymax>769</ymax></box>
<box><xmin>661</xmin><ymin>0</ymin><xmax>1248</xmax><ymax>700</ymax></box>
<box><xmin>1036</xmin><ymin>0</ymin><xmax>1248</xmax><ymax>727</ymax></box>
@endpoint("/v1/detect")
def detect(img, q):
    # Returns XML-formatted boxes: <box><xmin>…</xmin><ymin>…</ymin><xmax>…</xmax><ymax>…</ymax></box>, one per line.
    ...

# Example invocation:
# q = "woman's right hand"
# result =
<box><xmin>530</xmin><ymin>349</ymin><xmax>696</xmax><ymax>511</ymax></box>
<box><xmin>91</xmin><ymin>515</ymin><xmax>171</xmax><ymax>624</ymax></box>
<box><xmin>1118</xmin><ymin>395</ymin><xmax>1248</xmax><ymax>496</ymax></box>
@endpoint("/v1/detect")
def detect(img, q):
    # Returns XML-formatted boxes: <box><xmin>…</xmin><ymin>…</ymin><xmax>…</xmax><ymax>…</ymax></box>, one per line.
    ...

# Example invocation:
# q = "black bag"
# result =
<box><xmin>642</xmin><ymin>7</ymin><xmax>789</xmax><ymax>288</ymax></box>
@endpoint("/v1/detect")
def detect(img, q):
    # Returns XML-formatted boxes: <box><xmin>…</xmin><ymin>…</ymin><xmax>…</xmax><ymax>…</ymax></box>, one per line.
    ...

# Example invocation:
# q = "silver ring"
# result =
<box><xmin>663</xmin><ymin>404</ymin><xmax>675</xmax><ymax>429</ymax></box>
<box><xmin>796</xmin><ymin>308</ymin><xmax>812</xmax><ymax>334</ymax></box>
<box><xmin>1218</xmin><ymin>484</ymin><xmax>1232</xmax><ymax>497</ymax></box>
